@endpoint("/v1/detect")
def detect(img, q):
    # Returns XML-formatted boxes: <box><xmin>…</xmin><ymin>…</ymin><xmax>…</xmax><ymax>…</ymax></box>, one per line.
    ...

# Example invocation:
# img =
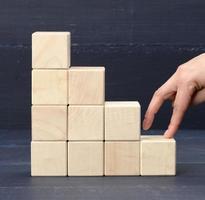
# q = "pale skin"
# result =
<box><xmin>143</xmin><ymin>53</ymin><xmax>205</xmax><ymax>138</ymax></box>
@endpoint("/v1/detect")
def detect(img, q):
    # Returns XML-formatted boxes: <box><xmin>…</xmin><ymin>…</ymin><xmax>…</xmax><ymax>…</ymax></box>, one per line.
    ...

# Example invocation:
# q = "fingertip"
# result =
<box><xmin>143</xmin><ymin>126</ymin><xmax>149</xmax><ymax>131</ymax></box>
<box><xmin>142</xmin><ymin>119</ymin><xmax>148</xmax><ymax>130</ymax></box>
<box><xmin>143</xmin><ymin>118</ymin><xmax>151</xmax><ymax>130</ymax></box>
<box><xmin>143</xmin><ymin>113</ymin><xmax>155</xmax><ymax>131</ymax></box>
<box><xmin>164</xmin><ymin>130</ymin><xmax>173</xmax><ymax>139</ymax></box>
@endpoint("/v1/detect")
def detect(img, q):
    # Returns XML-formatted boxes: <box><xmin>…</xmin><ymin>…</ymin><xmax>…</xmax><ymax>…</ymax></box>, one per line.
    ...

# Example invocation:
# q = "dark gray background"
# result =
<box><xmin>1</xmin><ymin>0</ymin><xmax>205</xmax><ymax>129</ymax></box>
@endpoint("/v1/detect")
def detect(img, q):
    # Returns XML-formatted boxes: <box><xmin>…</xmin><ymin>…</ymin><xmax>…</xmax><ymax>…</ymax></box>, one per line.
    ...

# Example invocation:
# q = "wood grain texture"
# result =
<box><xmin>68</xmin><ymin>67</ymin><xmax>105</xmax><ymax>105</ymax></box>
<box><xmin>32</xmin><ymin>69</ymin><xmax>68</xmax><ymax>105</ymax></box>
<box><xmin>140</xmin><ymin>135</ymin><xmax>176</xmax><ymax>176</ymax></box>
<box><xmin>68</xmin><ymin>105</ymin><xmax>104</xmax><ymax>140</ymax></box>
<box><xmin>31</xmin><ymin>141</ymin><xmax>67</xmax><ymax>176</ymax></box>
<box><xmin>2</xmin><ymin>130</ymin><xmax>205</xmax><ymax>199</ymax></box>
<box><xmin>32</xmin><ymin>105</ymin><xmax>67</xmax><ymax>141</ymax></box>
<box><xmin>2</xmin><ymin>0</ymin><xmax>205</xmax><ymax>129</ymax></box>
<box><xmin>32</xmin><ymin>32</ymin><xmax>70</xmax><ymax>69</ymax></box>
<box><xmin>68</xmin><ymin>142</ymin><xmax>103</xmax><ymax>176</ymax></box>
<box><xmin>105</xmin><ymin>101</ymin><xmax>140</xmax><ymax>140</ymax></box>
<box><xmin>105</xmin><ymin>141</ymin><xmax>140</xmax><ymax>176</ymax></box>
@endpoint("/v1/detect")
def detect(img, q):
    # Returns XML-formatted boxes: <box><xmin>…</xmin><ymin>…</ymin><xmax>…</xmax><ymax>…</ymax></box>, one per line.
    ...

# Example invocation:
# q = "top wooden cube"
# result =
<box><xmin>105</xmin><ymin>101</ymin><xmax>141</xmax><ymax>140</ymax></box>
<box><xmin>32</xmin><ymin>32</ymin><xmax>71</xmax><ymax>69</ymax></box>
<box><xmin>68</xmin><ymin>67</ymin><xmax>105</xmax><ymax>105</ymax></box>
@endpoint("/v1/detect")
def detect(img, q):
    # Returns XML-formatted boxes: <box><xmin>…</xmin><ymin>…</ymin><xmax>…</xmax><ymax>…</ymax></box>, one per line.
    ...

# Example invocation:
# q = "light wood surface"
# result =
<box><xmin>68</xmin><ymin>142</ymin><xmax>103</xmax><ymax>176</ymax></box>
<box><xmin>105</xmin><ymin>141</ymin><xmax>140</xmax><ymax>175</ymax></box>
<box><xmin>140</xmin><ymin>135</ymin><xmax>176</xmax><ymax>176</ymax></box>
<box><xmin>32</xmin><ymin>69</ymin><xmax>68</xmax><ymax>105</ymax></box>
<box><xmin>105</xmin><ymin>101</ymin><xmax>140</xmax><ymax>140</ymax></box>
<box><xmin>68</xmin><ymin>105</ymin><xmax>104</xmax><ymax>140</ymax></box>
<box><xmin>31</xmin><ymin>141</ymin><xmax>67</xmax><ymax>176</ymax></box>
<box><xmin>68</xmin><ymin>67</ymin><xmax>105</xmax><ymax>105</ymax></box>
<box><xmin>32</xmin><ymin>32</ymin><xmax>70</xmax><ymax>68</ymax></box>
<box><xmin>32</xmin><ymin>105</ymin><xmax>67</xmax><ymax>141</ymax></box>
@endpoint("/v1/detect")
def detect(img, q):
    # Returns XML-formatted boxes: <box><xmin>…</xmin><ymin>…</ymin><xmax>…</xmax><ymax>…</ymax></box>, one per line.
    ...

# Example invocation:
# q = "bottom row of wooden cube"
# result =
<box><xmin>31</xmin><ymin>136</ymin><xmax>176</xmax><ymax>176</ymax></box>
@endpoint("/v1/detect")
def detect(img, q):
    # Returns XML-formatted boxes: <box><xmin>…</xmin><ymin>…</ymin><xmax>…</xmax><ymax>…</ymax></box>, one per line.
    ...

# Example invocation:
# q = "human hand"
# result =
<box><xmin>143</xmin><ymin>53</ymin><xmax>205</xmax><ymax>138</ymax></box>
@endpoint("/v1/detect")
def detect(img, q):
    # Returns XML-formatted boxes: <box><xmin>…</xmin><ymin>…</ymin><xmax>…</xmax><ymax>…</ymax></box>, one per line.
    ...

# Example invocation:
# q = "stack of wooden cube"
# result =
<box><xmin>31</xmin><ymin>32</ymin><xmax>176</xmax><ymax>176</ymax></box>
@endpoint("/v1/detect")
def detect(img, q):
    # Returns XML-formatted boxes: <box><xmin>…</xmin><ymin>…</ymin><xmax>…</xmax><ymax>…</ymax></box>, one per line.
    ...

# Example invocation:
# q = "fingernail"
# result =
<box><xmin>143</xmin><ymin>119</ymin><xmax>149</xmax><ymax>130</ymax></box>
<box><xmin>164</xmin><ymin>130</ymin><xmax>170</xmax><ymax>138</ymax></box>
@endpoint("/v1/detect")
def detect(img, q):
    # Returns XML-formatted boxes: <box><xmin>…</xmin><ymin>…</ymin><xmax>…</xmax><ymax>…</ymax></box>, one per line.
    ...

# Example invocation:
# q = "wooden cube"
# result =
<box><xmin>32</xmin><ymin>106</ymin><xmax>67</xmax><ymax>141</ymax></box>
<box><xmin>68</xmin><ymin>67</ymin><xmax>105</xmax><ymax>105</ymax></box>
<box><xmin>32</xmin><ymin>32</ymin><xmax>70</xmax><ymax>68</ymax></box>
<box><xmin>105</xmin><ymin>141</ymin><xmax>140</xmax><ymax>175</ymax></box>
<box><xmin>68</xmin><ymin>142</ymin><xmax>103</xmax><ymax>176</ymax></box>
<box><xmin>32</xmin><ymin>69</ymin><xmax>68</xmax><ymax>105</ymax></box>
<box><xmin>140</xmin><ymin>136</ymin><xmax>176</xmax><ymax>176</ymax></box>
<box><xmin>68</xmin><ymin>105</ymin><xmax>104</xmax><ymax>140</ymax></box>
<box><xmin>31</xmin><ymin>141</ymin><xmax>67</xmax><ymax>176</ymax></box>
<box><xmin>105</xmin><ymin>101</ymin><xmax>140</xmax><ymax>140</ymax></box>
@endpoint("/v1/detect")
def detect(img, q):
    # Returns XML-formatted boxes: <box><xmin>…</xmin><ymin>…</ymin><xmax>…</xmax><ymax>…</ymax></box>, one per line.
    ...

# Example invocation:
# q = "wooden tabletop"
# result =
<box><xmin>0</xmin><ymin>129</ymin><xmax>205</xmax><ymax>199</ymax></box>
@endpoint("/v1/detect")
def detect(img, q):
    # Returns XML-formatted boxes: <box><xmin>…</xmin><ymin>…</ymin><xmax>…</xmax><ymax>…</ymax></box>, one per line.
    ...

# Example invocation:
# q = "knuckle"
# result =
<box><xmin>187</xmin><ymin>83</ymin><xmax>196</xmax><ymax>93</ymax></box>
<box><xmin>154</xmin><ymin>89</ymin><xmax>163</xmax><ymax>99</ymax></box>
<box><xmin>173</xmin><ymin>103</ymin><xmax>186</xmax><ymax>113</ymax></box>
<box><xmin>177</xmin><ymin>66</ymin><xmax>194</xmax><ymax>84</ymax></box>
<box><xmin>177</xmin><ymin>64</ymin><xmax>188</xmax><ymax>76</ymax></box>
<box><xmin>177</xmin><ymin>64</ymin><xmax>186</xmax><ymax>72</ymax></box>
<box><xmin>200</xmin><ymin>53</ymin><xmax>205</xmax><ymax>57</ymax></box>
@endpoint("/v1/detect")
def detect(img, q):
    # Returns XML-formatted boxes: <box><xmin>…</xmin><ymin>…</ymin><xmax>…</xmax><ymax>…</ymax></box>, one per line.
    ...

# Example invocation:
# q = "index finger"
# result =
<box><xmin>143</xmin><ymin>76</ymin><xmax>176</xmax><ymax>130</ymax></box>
